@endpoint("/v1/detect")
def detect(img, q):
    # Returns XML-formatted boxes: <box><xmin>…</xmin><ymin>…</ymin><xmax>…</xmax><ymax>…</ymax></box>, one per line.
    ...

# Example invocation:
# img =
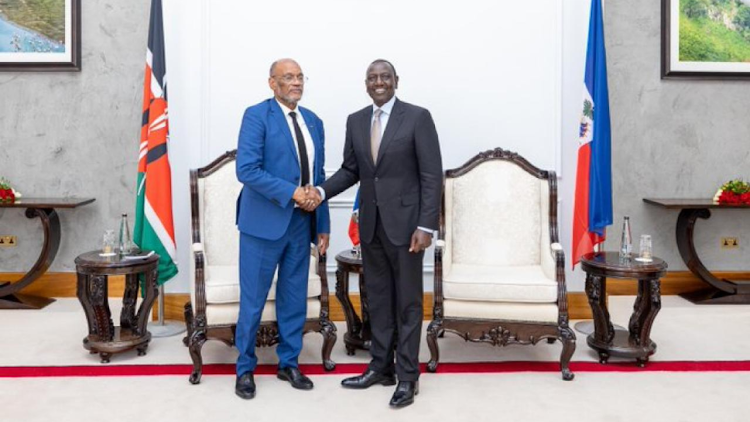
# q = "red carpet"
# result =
<box><xmin>2</xmin><ymin>361</ymin><xmax>750</xmax><ymax>378</ymax></box>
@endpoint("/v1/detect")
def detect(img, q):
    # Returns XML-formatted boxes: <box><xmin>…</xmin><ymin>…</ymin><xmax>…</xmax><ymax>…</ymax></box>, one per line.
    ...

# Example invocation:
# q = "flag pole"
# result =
<box><xmin>148</xmin><ymin>284</ymin><xmax>185</xmax><ymax>337</ymax></box>
<box><xmin>138</xmin><ymin>0</ymin><xmax>183</xmax><ymax>338</ymax></box>
<box><xmin>572</xmin><ymin>0</ymin><xmax>615</xmax><ymax>336</ymax></box>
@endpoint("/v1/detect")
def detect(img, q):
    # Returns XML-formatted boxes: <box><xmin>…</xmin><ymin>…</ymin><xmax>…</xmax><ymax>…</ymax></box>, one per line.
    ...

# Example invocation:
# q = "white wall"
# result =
<box><xmin>164</xmin><ymin>0</ymin><xmax>593</xmax><ymax>293</ymax></box>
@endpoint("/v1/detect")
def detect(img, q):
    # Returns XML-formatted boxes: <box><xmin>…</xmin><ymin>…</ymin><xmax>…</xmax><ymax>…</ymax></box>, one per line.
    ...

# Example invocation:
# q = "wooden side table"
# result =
<box><xmin>335</xmin><ymin>249</ymin><xmax>371</xmax><ymax>355</ymax></box>
<box><xmin>75</xmin><ymin>251</ymin><xmax>159</xmax><ymax>363</ymax></box>
<box><xmin>581</xmin><ymin>252</ymin><xmax>668</xmax><ymax>367</ymax></box>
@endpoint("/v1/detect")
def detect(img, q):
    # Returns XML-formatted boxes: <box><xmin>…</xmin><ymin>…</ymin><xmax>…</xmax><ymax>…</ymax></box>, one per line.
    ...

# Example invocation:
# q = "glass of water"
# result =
<box><xmin>101</xmin><ymin>229</ymin><xmax>116</xmax><ymax>256</ymax></box>
<box><xmin>637</xmin><ymin>234</ymin><xmax>653</xmax><ymax>262</ymax></box>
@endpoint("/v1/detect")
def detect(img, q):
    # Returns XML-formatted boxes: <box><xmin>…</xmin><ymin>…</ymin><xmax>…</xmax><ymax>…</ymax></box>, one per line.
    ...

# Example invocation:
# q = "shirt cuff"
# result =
<box><xmin>417</xmin><ymin>226</ymin><xmax>435</xmax><ymax>235</ymax></box>
<box><xmin>316</xmin><ymin>186</ymin><xmax>326</xmax><ymax>201</ymax></box>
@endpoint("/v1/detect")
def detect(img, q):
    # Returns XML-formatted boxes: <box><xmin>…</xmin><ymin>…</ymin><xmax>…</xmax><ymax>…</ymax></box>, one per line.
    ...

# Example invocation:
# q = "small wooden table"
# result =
<box><xmin>643</xmin><ymin>198</ymin><xmax>750</xmax><ymax>304</ymax></box>
<box><xmin>582</xmin><ymin>252</ymin><xmax>667</xmax><ymax>367</ymax></box>
<box><xmin>0</xmin><ymin>198</ymin><xmax>95</xmax><ymax>309</ymax></box>
<box><xmin>75</xmin><ymin>251</ymin><xmax>159</xmax><ymax>363</ymax></box>
<box><xmin>335</xmin><ymin>249</ymin><xmax>372</xmax><ymax>355</ymax></box>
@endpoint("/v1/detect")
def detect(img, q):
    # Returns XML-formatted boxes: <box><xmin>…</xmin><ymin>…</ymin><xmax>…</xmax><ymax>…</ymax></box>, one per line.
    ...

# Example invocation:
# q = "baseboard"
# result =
<box><xmin>6</xmin><ymin>271</ymin><xmax>745</xmax><ymax>322</ymax></box>
<box><xmin>154</xmin><ymin>291</ymin><xmax>591</xmax><ymax>322</ymax></box>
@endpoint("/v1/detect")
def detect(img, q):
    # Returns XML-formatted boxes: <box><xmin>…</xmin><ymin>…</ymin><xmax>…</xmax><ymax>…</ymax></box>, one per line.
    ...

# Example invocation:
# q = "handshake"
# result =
<box><xmin>293</xmin><ymin>185</ymin><xmax>323</xmax><ymax>212</ymax></box>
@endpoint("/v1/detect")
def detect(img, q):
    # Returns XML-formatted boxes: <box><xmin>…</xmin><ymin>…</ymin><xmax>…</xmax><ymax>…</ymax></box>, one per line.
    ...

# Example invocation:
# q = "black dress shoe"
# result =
<box><xmin>277</xmin><ymin>367</ymin><xmax>314</xmax><ymax>390</ymax></box>
<box><xmin>389</xmin><ymin>381</ymin><xmax>419</xmax><ymax>408</ymax></box>
<box><xmin>341</xmin><ymin>369</ymin><xmax>397</xmax><ymax>389</ymax></box>
<box><xmin>235</xmin><ymin>372</ymin><xmax>256</xmax><ymax>399</ymax></box>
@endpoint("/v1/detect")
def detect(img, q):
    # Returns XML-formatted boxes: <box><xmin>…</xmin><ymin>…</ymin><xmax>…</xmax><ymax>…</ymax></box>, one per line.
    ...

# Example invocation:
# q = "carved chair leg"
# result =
<box><xmin>426</xmin><ymin>319</ymin><xmax>441</xmax><ymax>373</ymax></box>
<box><xmin>558</xmin><ymin>325</ymin><xmax>576</xmax><ymax>381</ymax></box>
<box><xmin>183</xmin><ymin>302</ymin><xmax>194</xmax><ymax>347</ymax></box>
<box><xmin>188</xmin><ymin>329</ymin><xmax>206</xmax><ymax>385</ymax></box>
<box><xmin>320</xmin><ymin>319</ymin><xmax>337</xmax><ymax>371</ymax></box>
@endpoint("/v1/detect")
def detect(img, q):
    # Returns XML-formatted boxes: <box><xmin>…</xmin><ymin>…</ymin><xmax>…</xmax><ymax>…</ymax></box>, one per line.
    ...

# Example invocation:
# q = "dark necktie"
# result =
<box><xmin>288</xmin><ymin>111</ymin><xmax>316</xmax><ymax>241</ymax></box>
<box><xmin>289</xmin><ymin>111</ymin><xmax>310</xmax><ymax>186</ymax></box>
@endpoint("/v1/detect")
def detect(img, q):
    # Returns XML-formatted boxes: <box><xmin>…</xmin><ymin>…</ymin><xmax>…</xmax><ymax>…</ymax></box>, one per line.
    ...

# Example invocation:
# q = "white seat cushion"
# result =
<box><xmin>205</xmin><ymin>299</ymin><xmax>321</xmax><ymax>325</ymax></box>
<box><xmin>205</xmin><ymin>262</ymin><xmax>321</xmax><ymax>304</ymax></box>
<box><xmin>443</xmin><ymin>299</ymin><xmax>558</xmax><ymax>323</ymax></box>
<box><xmin>443</xmin><ymin>264</ymin><xmax>557</xmax><ymax>303</ymax></box>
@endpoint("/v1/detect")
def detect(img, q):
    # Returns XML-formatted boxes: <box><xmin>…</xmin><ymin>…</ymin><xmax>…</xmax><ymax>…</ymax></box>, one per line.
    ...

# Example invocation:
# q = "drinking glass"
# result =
<box><xmin>101</xmin><ymin>230</ymin><xmax>116</xmax><ymax>256</ymax></box>
<box><xmin>637</xmin><ymin>234</ymin><xmax>653</xmax><ymax>262</ymax></box>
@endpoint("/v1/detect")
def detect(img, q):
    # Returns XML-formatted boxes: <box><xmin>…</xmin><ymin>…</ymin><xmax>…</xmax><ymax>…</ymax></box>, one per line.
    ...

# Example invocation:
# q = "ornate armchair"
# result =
<box><xmin>184</xmin><ymin>150</ymin><xmax>336</xmax><ymax>384</ymax></box>
<box><xmin>426</xmin><ymin>148</ymin><xmax>576</xmax><ymax>380</ymax></box>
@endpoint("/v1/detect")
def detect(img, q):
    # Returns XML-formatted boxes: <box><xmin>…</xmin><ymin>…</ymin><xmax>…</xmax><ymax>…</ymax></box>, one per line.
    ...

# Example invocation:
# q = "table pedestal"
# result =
<box><xmin>76</xmin><ymin>251</ymin><xmax>159</xmax><ymax>363</ymax></box>
<box><xmin>582</xmin><ymin>252</ymin><xmax>667</xmax><ymax>367</ymax></box>
<box><xmin>335</xmin><ymin>250</ymin><xmax>371</xmax><ymax>356</ymax></box>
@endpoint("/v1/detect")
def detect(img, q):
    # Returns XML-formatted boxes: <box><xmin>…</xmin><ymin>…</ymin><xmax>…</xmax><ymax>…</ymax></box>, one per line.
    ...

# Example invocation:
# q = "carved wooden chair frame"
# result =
<box><xmin>426</xmin><ymin>148</ymin><xmax>576</xmax><ymax>381</ymax></box>
<box><xmin>183</xmin><ymin>150</ymin><xmax>337</xmax><ymax>384</ymax></box>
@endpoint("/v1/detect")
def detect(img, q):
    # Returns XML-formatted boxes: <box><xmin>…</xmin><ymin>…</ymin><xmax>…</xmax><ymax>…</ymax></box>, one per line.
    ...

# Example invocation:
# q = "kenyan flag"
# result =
<box><xmin>134</xmin><ymin>0</ymin><xmax>177</xmax><ymax>285</ymax></box>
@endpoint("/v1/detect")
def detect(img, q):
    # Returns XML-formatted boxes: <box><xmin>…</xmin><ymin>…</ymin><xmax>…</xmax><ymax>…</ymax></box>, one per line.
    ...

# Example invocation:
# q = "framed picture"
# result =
<box><xmin>0</xmin><ymin>0</ymin><xmax>81</xmax><ymax>71</ymax></box>
<box><xmin>662</xmin><ymin>0</ymin><xmax>750</xmax><ymax>79</ymax></box>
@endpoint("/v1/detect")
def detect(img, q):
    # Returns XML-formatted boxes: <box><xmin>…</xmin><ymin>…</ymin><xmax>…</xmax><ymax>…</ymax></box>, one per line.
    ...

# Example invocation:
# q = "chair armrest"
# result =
<box><xmin>549</xmin><ymin>242</ymin><xmax>565</xmax><ymax>270</ymax></box>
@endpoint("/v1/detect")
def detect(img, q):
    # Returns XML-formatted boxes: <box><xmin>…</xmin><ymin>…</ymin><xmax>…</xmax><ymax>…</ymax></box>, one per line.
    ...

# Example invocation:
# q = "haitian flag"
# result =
<box><xmin>572</xmin><ymin>0</ymin><xmax>612</xmax><ymax>268</ymax></box>
<box><xmin>348</xmin><ymin>189</ymin><xmax>360</xmax><ymax>246</ymax></box>
<box><xmin>134</xmin><ymin>0</ymin><xmax>178</xmax><ymax>284</ymax></box>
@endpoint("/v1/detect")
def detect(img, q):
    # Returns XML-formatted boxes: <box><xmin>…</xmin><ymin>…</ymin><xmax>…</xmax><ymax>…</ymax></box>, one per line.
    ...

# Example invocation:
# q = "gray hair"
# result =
<box><xmin>270</xmin><ymin>58</ymin><xmax>299</xmax><ymax>76</ymax></box>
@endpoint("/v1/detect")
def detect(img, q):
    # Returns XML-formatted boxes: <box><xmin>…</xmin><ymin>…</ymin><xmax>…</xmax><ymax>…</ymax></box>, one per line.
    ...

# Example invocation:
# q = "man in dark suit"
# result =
<box><xmin>315</xmin><ymin>59</ymin><xmax>442</xmax><ymax>408</ymax></box>
<box><xmin>234</xmin><ymin>58</ymin><xmax>330</xmax><ymax>399</ymax></box>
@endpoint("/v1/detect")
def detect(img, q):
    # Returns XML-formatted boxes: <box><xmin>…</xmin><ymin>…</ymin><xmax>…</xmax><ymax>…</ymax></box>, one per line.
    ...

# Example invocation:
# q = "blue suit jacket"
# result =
<box><xmin>236</xmin><ymin>98</ymin><xmax>330</xmax><ymax>241</ymax></box>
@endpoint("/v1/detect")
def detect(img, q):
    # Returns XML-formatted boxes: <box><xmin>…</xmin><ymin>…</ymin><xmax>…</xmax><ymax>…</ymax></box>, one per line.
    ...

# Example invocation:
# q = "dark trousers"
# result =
<box><xmin>361</xmin><ymin>212</ymin><xmax>424</xmax><ymax>382</ymax></box>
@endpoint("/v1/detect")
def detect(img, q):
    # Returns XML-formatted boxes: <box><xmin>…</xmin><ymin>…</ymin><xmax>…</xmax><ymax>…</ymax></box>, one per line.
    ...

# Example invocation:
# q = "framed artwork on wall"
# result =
<box><xmin>0</xmin><ymin>0</ymin><xmax>81</xmax><ymax>71</ymax></box>
<box><xmin>662</xmin><ymin>0</ymin><xmax>750</xmax><ymax>79</ymax></box>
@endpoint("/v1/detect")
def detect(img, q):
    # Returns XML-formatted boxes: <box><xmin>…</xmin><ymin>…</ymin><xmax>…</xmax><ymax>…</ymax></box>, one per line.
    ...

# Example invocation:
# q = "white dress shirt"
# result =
<box><xmin>276</xmin><ymin>99</ymin><xmax>315</xmax><ymax>188</ymax></box>
<box><xmin>371</xmin><ymin>95</ymin><xmax>396</xmax><ymax>139</ymax></box>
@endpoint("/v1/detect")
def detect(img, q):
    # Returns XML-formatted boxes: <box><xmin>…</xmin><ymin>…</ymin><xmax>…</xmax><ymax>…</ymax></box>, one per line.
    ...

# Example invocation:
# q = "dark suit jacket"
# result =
<box><xmin>322</xmin><ymin>98</ymin><xmax>442</xmax><ymax>246</ymax></box>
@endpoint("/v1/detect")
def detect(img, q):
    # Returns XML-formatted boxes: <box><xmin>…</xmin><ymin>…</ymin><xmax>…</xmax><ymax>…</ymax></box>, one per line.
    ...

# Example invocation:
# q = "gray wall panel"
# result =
<box><xmin>0</xmin><ymin>1</ymin><xmax>148</xmax><ymax>272</ymax></box>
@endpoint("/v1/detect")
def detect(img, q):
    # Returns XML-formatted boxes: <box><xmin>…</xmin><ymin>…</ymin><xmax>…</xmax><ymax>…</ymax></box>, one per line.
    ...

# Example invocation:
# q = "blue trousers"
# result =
<box><xmin>236</xmin><ymin>209</ymin><xmax>311</xmax><ymax>376</ymax></box>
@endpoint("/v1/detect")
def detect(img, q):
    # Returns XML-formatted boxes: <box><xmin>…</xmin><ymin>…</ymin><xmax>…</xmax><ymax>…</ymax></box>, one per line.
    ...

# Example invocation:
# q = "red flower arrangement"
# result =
<box><xmin>0</xmin><ymin>178</ymin><xmax>20</xmax><ymax>203</ymax></box>
<box><xmin>714</xmin><ymin>180</ymin><xmax>750</xmax><ymax>205</ymax></box>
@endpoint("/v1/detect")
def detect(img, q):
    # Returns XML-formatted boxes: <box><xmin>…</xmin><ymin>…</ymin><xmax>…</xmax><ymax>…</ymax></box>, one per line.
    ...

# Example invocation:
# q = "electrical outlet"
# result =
<box><xmin>721</xmin><ymin>237</ymin><xmax>739</xmax><ymax>249</ymax></box>
<box><xmin>0</xmin><ymin>235</ymin><xmax>17</xmax><ymax>247</ymax></box>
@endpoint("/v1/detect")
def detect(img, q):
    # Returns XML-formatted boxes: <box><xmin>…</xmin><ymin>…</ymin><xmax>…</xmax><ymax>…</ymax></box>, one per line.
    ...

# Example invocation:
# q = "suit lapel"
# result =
<box><xmin>300</xmin><ymin>107</ymin><xmax>321</xmax><ymax>184</ymax></box>
<box><xmin>375</xmin><ymin>99</ymin><xmax>404</xmax><ymax>167</ymax></box>
<box><xmin>269</xmin><ymin>99</ymin><xmax>299</xmax><ymax>165</ymax></box>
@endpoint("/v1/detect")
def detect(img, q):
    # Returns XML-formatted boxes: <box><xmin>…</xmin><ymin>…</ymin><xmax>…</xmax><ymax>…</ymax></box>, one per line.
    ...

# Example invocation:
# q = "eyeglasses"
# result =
<box><xmin>366</xmin><ymin>73</ymin><xmax>393</xmax><ymax>83</ymax></box>
<box><xmin>275</xmin><ymin>73</ymin><xmax>308</xmax><ymax>83</ymax></box>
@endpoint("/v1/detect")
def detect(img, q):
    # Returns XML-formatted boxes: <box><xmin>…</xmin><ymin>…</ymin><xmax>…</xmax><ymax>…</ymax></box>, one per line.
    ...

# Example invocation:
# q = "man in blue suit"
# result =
<box><xmin>234</xmin><ymin>58</ymin><xmax>330</xmax><ymax>399</ymax></box>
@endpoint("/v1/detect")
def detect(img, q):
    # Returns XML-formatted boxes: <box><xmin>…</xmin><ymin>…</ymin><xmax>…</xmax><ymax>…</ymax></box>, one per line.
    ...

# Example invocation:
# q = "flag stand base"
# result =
<box><xmin>574</xmin><ymin>321</ymin><xmax>625</xmax><ymax>336</ymax></box>
<box><xmin>148</xmin><ymin>284</ymin><xmax>186</xmax><ymax>338</ymax></box>
<box><xmin>148</xmin><ymin>320</ymin><xmax>186</xmax><ymax>338</ymax></box>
